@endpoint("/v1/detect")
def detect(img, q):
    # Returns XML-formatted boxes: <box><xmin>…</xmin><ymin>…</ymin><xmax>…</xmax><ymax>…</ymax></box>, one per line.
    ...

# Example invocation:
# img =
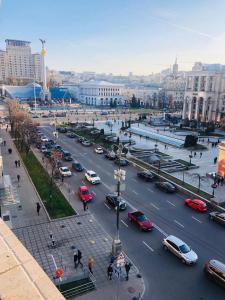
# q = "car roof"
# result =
<box><xmin>192</xmin><ymin>199</ymin><xmax>205</xmax><ymax>204</ymax></box>
<box><xmin>132</xmin><ymin>211</ymin><xmax>144</xmax><ymax>217</ymax></box>
<box><xmin>80</xmin><ymin>185</ymin><xmax>88</xmax><ymax>191</ymax></box>
<box><xmin>166</xmin><ymin>235</ymin><xmax>185</xmax><ymax>247</ymax></box>
<box><xmin>87</xmin><ymin>170</ymin><xmax>95</xmax><ymax>174</ymax></box>
<box><xmin>209</xmin><ymin>259</ymin><xmax>225</xmax><ymax>273</ymax></box>
<box><xmin>61</xmin><ymin>166</ymin><xmax>69</xmax><ymax>170</ymax></box>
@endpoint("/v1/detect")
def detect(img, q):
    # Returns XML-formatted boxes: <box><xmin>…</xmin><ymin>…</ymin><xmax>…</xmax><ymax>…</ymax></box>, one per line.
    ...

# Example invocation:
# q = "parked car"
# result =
<box><xmin>62</xmin><ymin>150</ymin><xmax>73</xmax><ymax>161</ymax></box>
<box><xmin>105</xmin><ymin>151</ymin><xmax>116</xmax><ymax>160</ymax></box>
<box><xmin>41</xmin><ymin>136</ymin><xmax>49</xmax><ymax>142</ymax></box>
<box><xmin>54</xmin><ymin>145</ymin><xmax>62</xmax><ymax>150</ymax></box>
<box><xmin>41</xmin><ymin>146</ymin><xmax>47</xmax><ymax>153</ymax></box>
<box><xmin>85</xmin><ymin>170</ymin><xmax>101</xmax><ymax>184</ymax></box>
<box><xmin>57</xmin><ymin>127</ymin><xmax>67</xmax><ymax>133</ymax></box>
<box><xmin>204</xmin><ymin>259</ymin><xmax>225</xmax><ymax>288</ymax></box>
<box><xmin>185</xmin><ymin>199</ymin><xmax>208</xmax><ymax>212</ymax></box>
<box><xmin>209</xmin><ymin>212</ymin><xmax>225</xmax><ymax>225</ymax></box>
<box><xmin>66</xmin><ymin>132</ymin><xmax>76</xmax><ymax>138</ymax></box>
<box><xmin>206</xmin><ymin>172</ymin><xmax>217</xmax><ymax>179</ymax></box>
<box><xmin>128</xmin><ymin>211</ymin><xmax>153</xmax><ymax>231</ymax></box>
<box><xmin>78</xmin><ymin>186</ymin><xmax>93</xmax><ymax>202</ymax></box>
<box><xmin>106</xmin><ymin>193</ymin><xmax>127</xmax><ymax>210</ymax></box>
<box><xmin>95</xmin><ymin>147</ymin><xmax>104</xmax><ymax>154</ymax></box>
<box><xmin>59</xmin><ymin>167</ymin><xmax>72</xmax><ymax>177</ymax></box>
<box><xmin>44</xmin><ymin>150</ymin><xmax>52</xmax><ymax>158</ymax></box>
<box><xmin>48</xmin><ymin>139</ymin><xmax>55</xmax><ymax>145</ymax></box>
<box><xmin>82</xmin><ymin>140</ymin><xmax>92</xmax><ymax>146</ymax></box>
<box><xmin>137</xmin><ymin>170</ymin><xmax>156</xmax><ymax>181</ymax></box>
<box><xmin>77</xmin><ymin>137</ymin><xmax>85</xmax><ymax>143</ymax></box>
<box><xmin>72</xmin><ymin>161</ymin><xmax>84</xmax><ymax>172</ymax></box>
<box><xmin>100</xmin><ymin>111</ymin><xmax>108</xmax><ymax>115</ymax></box>
<box><xmin>163</xmin><ymin>235</ymin><xmax>198</xmax><ymax>265</ymax></box>
<box><xmin>155</xmin><ymin>181</ymin><xmax>176</xmax><ymax>193</ymax></box>
<box><xmin>114</xmin><ymin>159</ymin><xmax>129</xmax><ymax>166</ymax></box>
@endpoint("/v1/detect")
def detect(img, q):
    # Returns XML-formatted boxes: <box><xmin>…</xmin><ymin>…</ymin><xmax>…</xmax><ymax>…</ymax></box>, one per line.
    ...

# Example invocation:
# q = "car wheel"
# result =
<box><xmin>163</xmin><ymin>245</ymin><xmax>168</xmax><ymax>251</ymax></box>
<box><xmin>181</xmin><ymin>258</ymin><xmax>186</xmax><ymax>264</ymax></box>
<box><xmin>128</xmin><ymin>218</ymin><xmax>132</xmax><ymax>222</ymax></box>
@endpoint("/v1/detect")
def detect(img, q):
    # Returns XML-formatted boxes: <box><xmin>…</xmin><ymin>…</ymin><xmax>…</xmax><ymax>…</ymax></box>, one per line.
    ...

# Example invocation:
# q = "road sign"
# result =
<box><xmin>116</xmin><ymin>251</ymin><xmax>125</xmax><ymax>267</ymax></box>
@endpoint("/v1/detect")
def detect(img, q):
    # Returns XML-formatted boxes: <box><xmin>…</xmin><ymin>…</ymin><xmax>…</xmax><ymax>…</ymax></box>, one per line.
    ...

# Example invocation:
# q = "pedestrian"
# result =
<box><xmin>87</xmin><ymin>256</ymin><xmax>94</xmax><ymax>274</ymax></box>
<box><xmin>42</xmin><ymin>156</ymin><xmax>44</xmax><ymax>163</ymax></box>
<box><xmin>217</xmin><ymin>177</ymin><xmax>221</xmax><ymax>186</ymax></box>
<box><xmin>51</xmin><ymin>239</ymin><xmax>56</xmax><ymax>248</ymax></box>
<box><xmin>17</xmin><ymin>160</ymin><xmax>20</xmax><ymax>167</ymax></box>
<box><xmin>6</xmin><ymin>124</ymin><xmax>8</xmax><ymax>132</ymax></box>
<box><xmin>36</xmin><ymin>202</ymin><xmax>41</xmax><ymax>216</ymax></box>
<box><xmin>107</xmin><ymin>264</ymin><xmax>113</xmax><ymax>280</ymax></box>
<box><xmin>214</xmin><ymin>157</ymin><xmax>217</xmax><ymax>164</ymax></box>
<box><xmin>8</xmin><ymin>148</ymin><xmax>12</xmax><ymax>154</ymax></box>
<box><xmin>49</xmin><ymin>231</ymin><xmax>53</xmax><ymax>240</ymax></box>
<box><xmin>164</xmin><ymin>144</ymin><xmax>166</xmax><ymax>150</ymax></box>
<box><xmin>194</xmin><ymin>152</ymin><xmax>196</xmax><ymax>157</ymax></box>
<box><xmin>3</xmin><ymin>140</ymin><xmax>6</xmax><ymax>146</ymax></box>
<box><xmin>77</xmin><ymin>249</ymin><xmax>83</xmax><ymax>268</ymax></box>
<box><xmin>83</xmin><ymin>200</ymin><xmax>88</xmax><ymax>211</ymax></box>
<box><xmin>221</xmin><ymin>177</ymin><xmax>224</xmax><ymax>186</ymax></box>
<box><xmin>17</xmin><ymin>174</ymin><xmax>20</xmax><ymax>183</ymax></box>
<box><xmin>74</xmin><ymin>250</ymin><xmax>78</xmax><ymax>268</ymax></box>
<box><xmin>61</xmin><ymin>175</ymin><xmax>64</xmax><ymax>183</ymax></box>
<box><xmin>200</xmin><ymin>152</ymin><xmax>202</xmax><ymax>158</ymax></box>
<box><xmin>125</xmin><ymin>262</ymin><xmax>131</xmax><ymax>281</ymax></box>
<box><xmin>15</xmin><ymin>160</ymin><xmax>18</xmax><ymax>168</ymax></box>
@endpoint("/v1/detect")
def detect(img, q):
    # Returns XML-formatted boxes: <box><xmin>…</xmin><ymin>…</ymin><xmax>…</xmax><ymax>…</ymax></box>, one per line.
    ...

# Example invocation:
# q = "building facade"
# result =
<box><xmin>182</xmin><ymin>71</ymin><xmax>225</xmax><ymax>122</ymax></box>
<box><xmin>0</xmin><ymin>39</ymin><xmax>42</xmax><ymax>85</ymax></box>
<box><xmin>79</xmin><ymin>80</ymin><xmax>124</xmax><ymax>106</ymax></box>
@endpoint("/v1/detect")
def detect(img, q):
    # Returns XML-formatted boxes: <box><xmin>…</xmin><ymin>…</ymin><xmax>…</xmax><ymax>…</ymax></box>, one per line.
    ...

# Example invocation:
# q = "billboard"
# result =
<box><xmin>217</xmin><ymin>141</ymin><xmax>225</xmax><ymax>176</ymax></box>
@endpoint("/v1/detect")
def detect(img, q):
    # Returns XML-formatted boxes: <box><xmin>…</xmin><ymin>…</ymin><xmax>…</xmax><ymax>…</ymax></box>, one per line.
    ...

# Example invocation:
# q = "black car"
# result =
<box><xmin>44</xmin><ymin>150</ymin><xmax>52</xmax><ymax>158</ymax></box>
<box><xmin>204</xmin><ymin>259</ymin><xmax>225</xmax><ymax>288</ymax></box>
<box><xmin>72</xmin><ymin>161</ymin><xmax>84</xmax><ymax>172</ymax></box>
<box><xmin>106</xmin><ymin>194</ymin><xmax>127</xmax><ymax>210</ymax></box>
<box><xmin>57</xmin><ymin>127</ymin><xmax>67</xmax><ymax>133</ymax></box>
<box><xmin>48</xmin><ymin>139</ymin><xmax>55</xmax><ymax>145</ymax></box>
<box><xmin>105</xmin><ymin>151</ymin><xmax>116</xmax><ymax>160</ymax></box>
<box><xmin>62</xmin><ymin>150</ymin><xmax>73</xmax><ymax>161</ymax></box>
<box><xmin>137</xmin><ymin>171</ymin><xmax>156</xmax><ymax>181</ymax></box>
<box><xmin>209</xmin><ymin>212</ymin><xmax>225</xmax><ymax>226</ymax></box>
<box><xmin>77</xmin><ymin>137</ymin><xmax>85</xmax><ymax>143</ymax></box>
<box><xmin>114</xmin><ymin>159</ymin><xmax>129</xmax><ymax>166</ymax></box>
<box><xmin>66</xmin><ymin>132</ymin><xmax>76</xmax><ymax>138</ymax></box>
<box><xmin>155</xmin><ymin>181</ymin><xmax>176</xmax><ymax>193</ymax></box>
<box><xmin>54</xmin><ymin>145</ymin><xmax>62</xmax><ymax>151</ymax></box>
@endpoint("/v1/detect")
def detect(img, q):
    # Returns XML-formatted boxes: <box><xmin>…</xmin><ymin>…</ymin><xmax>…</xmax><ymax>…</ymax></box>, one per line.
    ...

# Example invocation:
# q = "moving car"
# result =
<box><xmin>57</xmin><ymin>127</ymin><xmax>67</xmax><ymax>133</ymax></box>
<box><xmin>54</xmin><ymin>145</ymin><xmax>62</xmax><ymax>151</ymax></box>
<box><xmin>82</xmin><ymin>140</ymin><xmax>92</xmax><ymax>146</ymax></box>
<box><xmin>209</xmin><ymin>212</ymin><xmax>225</xmax><ymax>225</ymax></box>
<box><xmin>72</xmin><ymin>161</ymin><xmax>84</xmax><ymax>172</ymax></box>
<box><xmin>85</xmin><ymin>170</ymin><xmax>101</xmax><ymax>184</ymax></box>
<box><xmin>137</xmin><ymin>170</ymin><xmax>156</xmax><ymax>181</ymax></box>
<box><xmin>185</xmin><ymin>199</ymin><xmax>208</xmax><ymax>212</ymax></box>
<box><xmin>204</xmin><ymin>259</ymin><xmax>225</xmax><ymax>288</ymax></box>
<box><xmin>106</xmin><ymin>194</ymin><xmax>127</xmax><ymax>210</ymax></box>
<box><xmin>41</xmin><ymin>136</ymin><xmax>49</xmax><ymax>142</ymax></box>
<box><xmin>95</xmin><ymin>147</ymin><xmax>104</xmax><ymax>154</ymax></box>
<box><xmin>114</xmin><ymin>159</ymin><xmax>129</xmax><ymax>166</ymax></box>
<box><xmin>163</xmin><ymin>235</ymin><xmax>198</xmax><ymax>265</ymax></box>
<box><xmin>78</xmin><ymin>186</ymin><xmax>93</xmax><ymax>202</ymax></box>
<box><xmin>155</xmin><ymin>181</ymin><xmax>176</xmax><ymax>193</ymax></box>
<box><xmin>77</xmin><ymin>137</ymin><xmax>85</xmax><ymax>143</ymax></box>
<box><xmin>41</xmin><ymin>146</ymin><xmax>47</xmax><ymax>153</ymax></box>
<box><xmin>66</xmin><ymin>132</ymin><xmax>76</xmax><ymax>138</ymax></box>
<box><xmin>59</xmin><ymin>166</ymin><xmax>72</xmax><ymax>177</ymax></box>
<box><xmin>105</xmin><ymin>151</ymin><xmax>116</xmax><ymax>160</ymax></box>
<box><xmin>62</xmin><ymin>150</ymin><xmax>73</xmax><ymax>161</ymax></box>
<box><xmin>128</xmin><ymin>211</ymin><xmax>153</xmax><ymax>231</ymax></box>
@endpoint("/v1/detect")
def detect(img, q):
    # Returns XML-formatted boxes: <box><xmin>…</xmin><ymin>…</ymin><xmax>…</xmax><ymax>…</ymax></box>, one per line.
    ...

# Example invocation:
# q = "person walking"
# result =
<box><xmin>15</xmin><ymin>160</ymin><xmax>18</xmax><ymax>168</ymax></box>
<box><xmin>200</xmin><ymin>152</ymin><xmax>202</xmax><ymax>158</ymax></box>
<box><xmin>17</xmin><ymin>174</ymin><xmax>20</xmax><ymax>183</ymax></box>
<box><xmin>87</xmin><ymin>256</ymin><xmax>94</xmax><ymax>274</ymax></box>
<box><xmin>77</xmin><ymin>249</ymin><xmax>83</xmax><ymax>268</ymax></box>
<box><xmin>8</xmin><ymin>148</ymin><xmax>12</xmax><ymax>154</ymax></box>
<box><xmin>83</xmin><ymin>200</ymin><xmax>88</xmax><ymax>211</ymax></box>
<box><xmin>107</xmin><ymin>264</ymin><xmax>113</xmax><ymax>280</ymax></box>
<box><xmin>61</xmin><ymin>175</ymin><xmax>64</xmax><ymax>183</ymax></box>
<box><xmin>6</xmin><ymin>124</ymin><xmax>8</xmax><ymax>132</ymax></box>
<box><xmin>73</xmin><ymin>249</ymin><xmax>78</xmax><ymax>269</ymax></box>
<box><xmin>3</xmin><ymin>140</ymin><xmax>6</xmax><ymax>146</ymax></box>
<box><xmin>17</xmin><ymin>160</ymin><xmax>21</xmax><ymax>167</ymax></box>
<box><xmin>36</xmin><ymin>202</ymin><xmax>41</xmax><ymax>216</ymax></box>
<box><xmin>124</xmin><ymin>262</ymin><xmax>131</xmax><ymax>281</ymax></box>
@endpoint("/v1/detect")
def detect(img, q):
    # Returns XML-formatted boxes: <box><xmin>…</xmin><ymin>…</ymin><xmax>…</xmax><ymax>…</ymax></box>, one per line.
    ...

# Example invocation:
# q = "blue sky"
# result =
<box><xmin>1</xmin><ymin>0</ymin><xmax>225</xmax><ymax>74</ymax></box>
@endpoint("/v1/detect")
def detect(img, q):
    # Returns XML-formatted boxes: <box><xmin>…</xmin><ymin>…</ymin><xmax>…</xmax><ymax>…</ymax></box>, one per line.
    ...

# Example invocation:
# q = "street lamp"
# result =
<box><xmin>112</xmin><ymin>143</ymin><xmax>126</xmax><ymax>258</ymax></box>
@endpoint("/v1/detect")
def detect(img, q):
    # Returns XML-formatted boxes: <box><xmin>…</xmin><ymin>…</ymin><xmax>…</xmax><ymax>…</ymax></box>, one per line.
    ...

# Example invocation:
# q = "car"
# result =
<box><xmin>57</xmin><ymin>127</ymin><xmax>67</xmax><ymax>133</ymax></box>
<box><xmin>100</xmin><ymin>111</ymin><xmax>108</xmax><ymax>115</ymax></box>
<box><xmin>78</xmin><ymin>186</ymin><xmax>93</xmax><ymax>202</ymax></box>
<box><xmin>128</xmin><ymin>211</ymin><xmax>153</xmax><ymax>231</ymax></box>
<box><xmin>77</xmin><ymin>137</ymin><xmax>85</xmax><ymax>143</ymax></box>
<box><xmin>44</xmin><ymin>150</ymin><xmax>52</xmax><ymax>158</ymax></box>
<box><xmin>204</xmin><ymin>259</ymin><xmax>225</xmax><ymax>288</ymax></box>
<box><xmin>155</xmin><ymin>181</ymin><xmax>176</xmax><ymax>193</ymax></box>
<box><xmin>105</xmin><ymin>151</ymin><xmax>116</xmax><ymax>160</ymax></box>
<box><xmin>41</xmin><ymin>136</ymin><xmax>49</xmax><ymax>142</ymax></box>
<box><xmin>185</xmin><ymin>199</ymin><xmax>208</xmax><ymax>212</ymax></box>
<box><xmin>41</xmin><ymin>146</ymin><xmax>47</xmax><ymax>153</ymax></box>
<box><xmin>114</xmin><ymin>159</ymin><xmax>129</xmax><ymax>166</ymax></box>
<box><xmin>66</xmin><ymin>132</ymin><xmax>76</xmax><ymax>138</ymax></box>
<box><xmin>85</xmin><ymin>170</ymin><xmax>101</xmax><ymax>184</ymax></box>
<box><xmin>62</xmin><ymin>150</ymin><xmax>73</xmax><ymax>161</ymax></box>
<box><xmin>82</xmin><ymin>140</ymin><xmax>92</xmax><ymax>146</ymax></box>
<box><xmin>59</xmin><ymin>166</ymin><xmax>72</xmax><ymax>177</ymax></box>
<box><xmin>72</xmin><ymin>161</ymin><xmax>84</xmax><ymax>172</ymax></box>
<box><xmin>95</xmin><ymin>147</ymin><xmax>104</xmax><ymax>154</ymax></box>
<box><xmin>137</xmin><ymin>170</ymin><xmax>156</xmax><ymax>181</ymax></box>
<box><xmin>54</xmin><ymin>145</ymin><xmax>62</xmax><ymax>150</ymax></box>
<box><xmin>206</xmin><ymin>172</ymin><xmax>217</xmax><ymax>179</ymax></box>
<box><xmin>209</xmin><ymin>211</ymin><xmax>225</xmax><ymax>225</ymax></box>
<box><xmin>163</xmin><ymin>235</ymin><xmax>198</xmax><ymax>265</ymax></box>
<box><xmin>48</xmin><ymin>139</ymin><xmax>55</xmax><ymax>145</ymax></box>
<box><xmin>106</xmin><ymin>193</ymin><xmax>127</xmax><ymax>210</ymax></box>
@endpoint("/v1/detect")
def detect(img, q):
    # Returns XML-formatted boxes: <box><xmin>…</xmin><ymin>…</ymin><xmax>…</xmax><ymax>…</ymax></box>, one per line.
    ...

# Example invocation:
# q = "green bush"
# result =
<box><xmin>184</xmin><ymin>135</ymin><xmax>197</xmax><ymax>148</ymax></box>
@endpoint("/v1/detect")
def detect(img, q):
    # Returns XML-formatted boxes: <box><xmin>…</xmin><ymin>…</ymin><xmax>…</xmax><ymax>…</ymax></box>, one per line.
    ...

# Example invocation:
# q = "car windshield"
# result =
<box><xmin>179</xmin><ymin>244</ymin><xmax>191</xmax><ymax>254</ymax></box>
<box><xmin>201</xmin><ymin>203</ymin><xmax>207</xmax><ymax>207</ymax></box>
<box><xmin>63</xmin><ymin>168</ymin><xmax>69</xmax><ymax>172</ymax></box>
<box><xmin>81</xmin><ymin>190</ymin><xmax>89</xmax><ymax>195</ymax></box>
<box><xmin>137</xmin><ymin>215</ymin><xmax>147</xmax><ymax>222</ymax></box>
<box><xmin>76</xmin><ymin>163</ymin><xmax>82</xmax><ymax>168</ymax></box>
<box><xmin>91</xmin><ymin>173</ymin><xmax>97</xmax><ymax>177</ymax></box>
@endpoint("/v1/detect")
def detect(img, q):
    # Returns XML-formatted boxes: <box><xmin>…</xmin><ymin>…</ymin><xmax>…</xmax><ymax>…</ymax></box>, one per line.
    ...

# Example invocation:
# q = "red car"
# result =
<box><xmin>128</xmin><ymin>211</ymin><xmax>153</xmax><ymax>231</ymax></box>
<box><xmin>185</xmin><ymin>199</ymin><xmax>208</xmax><ymax>212</ymax></box>
<box><xmin>78</xmin><ymin>186</ymin><xmax>93</xmax><ymax>202</ymax></box>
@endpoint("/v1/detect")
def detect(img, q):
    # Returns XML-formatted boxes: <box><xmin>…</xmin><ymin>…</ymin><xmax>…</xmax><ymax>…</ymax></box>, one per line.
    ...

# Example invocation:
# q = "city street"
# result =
<box><xmin>41</xmin><ymin>125</ymin><xmax>225</xmax><ymax>300</ymax></box>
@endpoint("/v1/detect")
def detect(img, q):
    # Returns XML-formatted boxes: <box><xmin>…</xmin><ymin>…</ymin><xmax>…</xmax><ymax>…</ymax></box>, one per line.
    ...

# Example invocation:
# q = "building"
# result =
<box><xmin>79</xmin><ymin>80</ymin><xmax>124</xmax><ymax>106</ymax></box>
<box><xmin>0</xmin><ymin>39</ymin><xmax>42</xmax><ymax>85</ymax></box>
<box><xmin>182</xmin><ymin>70</ymin><xmax>225</xmax><ymax>122</ymax></box>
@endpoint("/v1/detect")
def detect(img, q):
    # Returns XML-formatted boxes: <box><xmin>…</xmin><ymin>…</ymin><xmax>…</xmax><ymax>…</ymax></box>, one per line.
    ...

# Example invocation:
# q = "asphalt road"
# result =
<box><xmin>41</xmin><ymin>125</ymin><xmax>225</xmax><ymax>300</ymax></box>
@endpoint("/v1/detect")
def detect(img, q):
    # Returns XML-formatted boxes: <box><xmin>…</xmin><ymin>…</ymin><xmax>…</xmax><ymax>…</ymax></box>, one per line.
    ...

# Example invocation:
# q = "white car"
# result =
<box><xmin>59</xmin><ymin>167</ymin><xmax>72</xmax><ymax>177</ymax></box>
<box><xmin>95</xmin><ymin>147</ymin><xmax>104</xmax><ymax>154</ymax></box>
<box><xmin>163</xmin><ymin>235</ymin><xmax>198</xmax><ymax>265</ymax></box>
<box><xmin>41</xmin><ymin>136</ymin><xmax>49</xmax><ymax>142</ymax></box>
<box><xmin>85</xmin><ymin>170</ymin><xmax>101</xmax><ymax>184</ymax></box>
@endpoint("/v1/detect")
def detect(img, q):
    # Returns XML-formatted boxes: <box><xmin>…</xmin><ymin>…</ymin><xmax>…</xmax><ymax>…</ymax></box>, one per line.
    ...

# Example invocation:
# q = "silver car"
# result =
<box><xmin>163</xmin><ymin>235</ymin><xmax>198</xmax><ymax>265</ymax></box>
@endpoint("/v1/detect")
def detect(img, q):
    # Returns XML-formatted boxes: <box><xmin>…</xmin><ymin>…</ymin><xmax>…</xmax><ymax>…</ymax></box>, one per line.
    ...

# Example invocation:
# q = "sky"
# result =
<box><xmin>1</xmin><ymin>0</ymin><xmax>225</xmax><ymax>75</ymax></box>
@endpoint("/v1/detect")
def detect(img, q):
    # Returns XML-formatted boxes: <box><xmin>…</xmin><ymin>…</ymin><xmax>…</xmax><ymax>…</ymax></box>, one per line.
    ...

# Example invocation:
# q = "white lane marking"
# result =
<box><xmin>105</xmin><ymin>171</ymin><xmax>111</xmax><ymax>176</ymax></box>
<box><xmin>82</xmin><ymin>180</ymin><xmax>85</xmax><ymax>185</ymax></box>
<box><xmin>132</xmin><ymin>190</ymin><xmax>138</xmax><ymax>195</ymax></box>
<box><xmin>174</xmin><ymin>220</ymin><xmax>184</xmax><ymax>228</ymax></box>
<box><xmin>101</xmin><ymin>182</ymin><xmax>111</xmax><ymax>190</ymax></box>
<box><xmin>147</xmin><ymin>188</ymin><xmax>153</xmax><ymax>193</ymax></box>
<box><xmin>92</xmin><ymin>191</ymin><xmax>96</xmax><ymax>196</ymax></box>
<box><xmin>104</xmin><ymin>203</ymin><xmax>111</xmax><ymax>210</ymax></box>
<box><xmin>167</xmin><ymin>200</ymin><xmax>176</xmax><ymax>207</ymax></box>
<box><xmin>192</xmin><ymin>216</ymin><xmax>202</xmax><ymax>223</ymax></box>
<box><xmin>150</xmin><ymin>203</ymin><xmax>159</xmax><ymax>210</ymax></box>
<box><xmin>153</xmin><ymin>223</ymin><xmax>168</xmax><ymax>237</ymax></box>
<box><xmin>132</xmin><ymin>178</ymin><xmax>138</xmax><ymax>183</ymax></box>
<box><xmin>121</xmin><ymin>220</ymin><xmax>128</xmax><ymax>228</ymax></box>
<box><xmin>142</xmin><ymin>241</ymin><xmax>154</xmax><ymax>252</ymax></box>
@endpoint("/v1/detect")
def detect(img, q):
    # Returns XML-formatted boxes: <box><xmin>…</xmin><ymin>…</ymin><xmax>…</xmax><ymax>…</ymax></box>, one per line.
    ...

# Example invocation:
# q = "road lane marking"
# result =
<box><xmin>150</xmin><ymin>203</ymin><xmax>159</xmax><ymax>210</ymax></box>
<box><xmin>102</xmin><ymin>182</ymin><xmax>111</xmax><ymax>190</ymax></box>
<box><xmin>132</xmin><ymin>178</ymin><xmax>138</xmax><ymax>183</ymax></box>
<box><xmin>132</xmin><ymin>190</ymin><xmax>138</xmax><ymax>195</ymax></box>
<box><xmin>142</xmin><ymin>241</ymin><xmax>154</xmax><ymax>252</ymax></box>
<box><xmin>153</xmin><ymin>224</ymin><xmax>168</xmax><ymax>237</ymax></box>
<box><xmin>82</xmin><ymin>180</ymin><xmax>85</xmax><ymax>185</ymax></box>
<box><xmin>104</xmin><ymin>203</ymin><xmax>111</xmax><ymax>210</ymax></box>
<box><xmin>121</xmin><ymin>220</ymin><xmax>128</xmax><ymax>227</ymax></box>
<box><xmin>92</xmin><ymin>191</ymin><xmax>96</xmax><ymax>196</ymax></box>
<box><xmin>147</xmin><ymin>188</ymin><xmax>153</xmax><ymax>193</ymax></box>
<box><xmin>174</xmin><ymin>220</ymin><xmax>184</xmax><ymax>228</ymax></box>
<box><xmin>167</xmin><ymin>200</ymin><xmax>176</xmax><ymax>207</ymax></box>
<box><xmin>192</xmin><ymin>216</ymin><xmax>202</xmax><ymax>223</ymax></box>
